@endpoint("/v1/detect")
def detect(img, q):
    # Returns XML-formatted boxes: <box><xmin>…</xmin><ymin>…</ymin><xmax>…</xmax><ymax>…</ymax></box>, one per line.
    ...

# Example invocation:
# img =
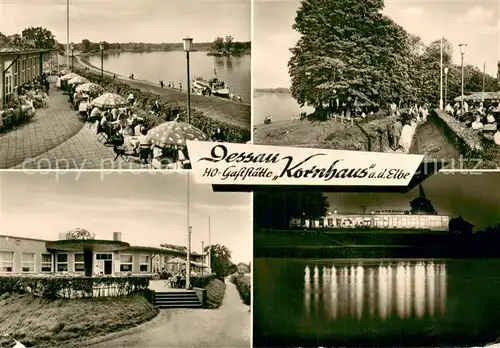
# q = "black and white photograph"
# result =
<box><xmin>0</xmin><ymin>0</ymin><xmax>250</xmax><ymax>169</ymax></box>
<box><xmin>254</xmin><ymin>0</ymin><xmax>500</xmax><ymax>169</ymax></box>
<box><xmin>254</xmin><ymin>172</ymin><xmax>500</xmax><ymax>347</ymax></box>
<box><xmin>0</xmin><ymin>171</ymin><xmax>251</xmax><ymax>347</ymax></box>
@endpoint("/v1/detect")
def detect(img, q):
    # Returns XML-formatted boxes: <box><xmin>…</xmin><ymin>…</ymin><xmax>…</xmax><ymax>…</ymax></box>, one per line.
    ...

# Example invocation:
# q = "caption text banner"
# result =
<box><xmin>187</xmin><ymin>141</ymin><xmax>424</xmax><ymax>186</ymax></box>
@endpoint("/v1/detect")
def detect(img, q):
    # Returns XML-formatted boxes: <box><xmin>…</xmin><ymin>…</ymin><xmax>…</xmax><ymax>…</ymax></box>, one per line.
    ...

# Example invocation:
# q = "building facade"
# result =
<box><xmin>0</xmin><ymin>49</ymin><xmax>53</xmax><ymax>106</ymax></box>
<box><xmin>290</xmin><ymin>212</ymin><xmax>450</xmax><ymax>231</ymax></box>
<box><xmin>0</xmin><ymin>233</ymin><xmax>207</xmax><ymax>276</ymax></box>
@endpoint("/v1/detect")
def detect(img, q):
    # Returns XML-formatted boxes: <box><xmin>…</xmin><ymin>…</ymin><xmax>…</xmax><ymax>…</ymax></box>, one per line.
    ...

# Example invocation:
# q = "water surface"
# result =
<box><xmin>254</xmin><ymin>91</ymin><xmax>314</xmax><ymax>125</ymax></box>
<box><xmin>254</xmin><ymin>258</ymin><xmax>500</xmax><ymax>347</ymax></box>
<box><xmin>86</xmin><ymin>51</ymin><xmax>251</xmax><ymax>103</ymax></box>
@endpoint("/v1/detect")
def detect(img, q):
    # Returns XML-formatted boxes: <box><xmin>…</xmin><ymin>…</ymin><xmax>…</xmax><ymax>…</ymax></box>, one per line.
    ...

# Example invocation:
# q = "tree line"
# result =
<box><xmin>288</xmin><ymin>0</ymin><xmax>499</xmax><ymax>110</ymax></box>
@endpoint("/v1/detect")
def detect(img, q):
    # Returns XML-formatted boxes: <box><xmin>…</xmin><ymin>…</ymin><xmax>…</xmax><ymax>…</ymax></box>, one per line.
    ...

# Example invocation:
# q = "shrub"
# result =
<box><xmin>74</xmin><ymin>68</ymin><xmax>250</xmax><ymax>143</ymax></box>
<box><xmin>232</xmin><ymin>274</ymin><xmax>251</xmax><ymax>306</ymax></box>
<box><xmin>205</xmin><ymin>278</ymin><xmax>226</xmax><ymax>309</ymax></box>
<box><xmin>190</xmin><ymin>273</ymin><xmax>219</xmax><ymax>288</ymax></box>
<box><xmin>0</xmin><ymin>276</ymin><xmax>150</xmax><ymax>300</ymax></box>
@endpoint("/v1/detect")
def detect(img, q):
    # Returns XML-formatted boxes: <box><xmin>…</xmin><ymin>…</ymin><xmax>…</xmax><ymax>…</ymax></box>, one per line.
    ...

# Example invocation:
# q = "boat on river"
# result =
<box><xmin>192</xmin><ymin>77</ymin><xmax>230</xmax><ymax>98</ymax></box>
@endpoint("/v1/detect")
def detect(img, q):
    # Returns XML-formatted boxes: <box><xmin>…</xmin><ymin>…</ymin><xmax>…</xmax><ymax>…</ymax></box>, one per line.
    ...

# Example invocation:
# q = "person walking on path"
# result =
<box><xmin>400</xmin><ymin>120</ymin><xmax>413</xmax><ymax>153</ymax></box>
<box><xmin>392</xmin><ymin>117</ymin><xmax>403</xmax><ymax>151</ymax></box>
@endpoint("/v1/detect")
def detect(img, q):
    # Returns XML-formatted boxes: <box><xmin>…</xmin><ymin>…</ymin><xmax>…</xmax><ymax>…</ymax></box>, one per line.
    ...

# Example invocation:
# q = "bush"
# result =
<box><xmin>205</xmin><ymin>278</ymin><xmax>226</xmax><ymax>309</ymax></box>
<box><xmin>0</xmin><ymin>276</ymin><xmax>150</xmax><ymax>300</ymax></box>
<box><xmin>190</xmin><ymin>273</ymin><xmax>219</xmax><ymax>288</ymax></box>
<box><xmin>231</xmin><ymin>274</ymin><xmax>251</xmax><ymax>306</ymax></box>
<box><xmin>74</xmin><ymin>68</ymin><xmax>250</xmax><ymax>143</ymax></box>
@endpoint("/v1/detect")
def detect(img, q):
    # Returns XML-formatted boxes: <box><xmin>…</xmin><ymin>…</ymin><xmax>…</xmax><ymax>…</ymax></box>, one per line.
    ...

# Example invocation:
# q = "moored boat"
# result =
<box><xmin>192</xmin><ymin>77</ymin><xmax>230</xmax><ymax>98</ymax></box>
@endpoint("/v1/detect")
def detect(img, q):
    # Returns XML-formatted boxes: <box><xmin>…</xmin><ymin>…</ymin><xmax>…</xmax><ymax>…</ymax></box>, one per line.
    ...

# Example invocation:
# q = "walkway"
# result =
<box><xmin>0</xmin><ymin>87</ymin><xmax>84</xmax><ymax>169</ymax></box>
<box><xmin>82</xmin><ymin>280</ymin><xmax>250</xmax><ymax>348</ymax></box>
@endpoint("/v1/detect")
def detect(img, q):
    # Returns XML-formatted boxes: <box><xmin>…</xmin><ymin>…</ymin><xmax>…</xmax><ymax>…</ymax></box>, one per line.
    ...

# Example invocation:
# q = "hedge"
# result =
<box><xmin>74</xmin><ymin>68</ymin><xmax>250</xmax><ymax>143</ymax></box>
<box><xmin>190</xmin><ymin>273</ymin><xmax>226</xmax><ymax>309</ymax></box>
<box><xmin>0</xmin><ymin>276</ymin><xmax>150</xmax><ymax>300</ymax></box>
<box><xmin>231</xmin><ymin>274</ymin><xmax>251</xmax><ymax>306</ymax></box>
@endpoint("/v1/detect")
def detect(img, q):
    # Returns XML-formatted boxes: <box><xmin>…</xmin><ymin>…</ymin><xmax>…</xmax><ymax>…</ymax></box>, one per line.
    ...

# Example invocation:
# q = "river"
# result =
<box><xmin>254</xmin><ymin>258</ymin><xmax>500</xmax><ymax>347</ymax></box>
<box><xmin>85</xmin><ymin>51</ymin><xmax>251</xmax><ymax>103</ymax></box>
<box><xmin>254</xmin><ymin>91</ymin><xmax>314</xmax><ymax>125</ymax></box>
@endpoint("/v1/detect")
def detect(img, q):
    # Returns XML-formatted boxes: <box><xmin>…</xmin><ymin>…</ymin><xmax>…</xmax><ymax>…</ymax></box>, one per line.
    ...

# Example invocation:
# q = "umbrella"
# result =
<box><xmin>91</xmin><ymin>93</ymin><xmax>128</xmax><ymax>109</ymax></box>
<box><xmin>167</xmin><ymin>257</ymin><xmax>186</xmax><ymax>264</ymax></box>
<box><xmin>68</xmin><ymin>76</ymin><xmax>89</xmax><ymax>85</ymax></box>
<box><xmin>148</xmin><ymin>119</ymin><xmax>208</xmax><ymax>148</ymax></box>
<box><xmin>75</xmin><ymin>82</ymin><xmax>104</xmax><ymax>96</ymax></box>
<box><xmin>60</xmin><ymin>72</ymin><xmax>80</xmax><ymax>81</ymax></box>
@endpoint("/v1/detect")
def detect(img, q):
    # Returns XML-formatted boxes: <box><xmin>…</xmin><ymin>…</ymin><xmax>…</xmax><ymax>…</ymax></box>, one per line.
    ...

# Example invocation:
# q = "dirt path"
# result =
<box><xmin>76</xmin><ymin>56</ymin><xmax>250</xmax><ymax>130</ymax></box>
<box><xmin>81</xmin><ymin>280</ymin><xmax>250</xmax><ymax>348</ymax></box>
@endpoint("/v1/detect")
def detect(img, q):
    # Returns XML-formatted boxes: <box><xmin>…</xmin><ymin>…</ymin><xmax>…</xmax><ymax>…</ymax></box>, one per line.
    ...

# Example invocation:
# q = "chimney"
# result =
<box><xmin>113</xmin><ymin>232</ymin><xmax>122</xmax><ymax>241</ymax></box>
<box><xmin>59</xmin><ymin>232</ymin><xmax>67</xmax><ymax>240</ymax></box>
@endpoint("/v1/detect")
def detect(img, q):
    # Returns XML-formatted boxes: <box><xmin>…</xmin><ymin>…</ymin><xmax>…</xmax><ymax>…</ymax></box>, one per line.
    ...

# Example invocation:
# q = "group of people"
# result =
<box><xmin>0</xmin><ymin>74</ymin><xmax>51</xmax><ymax>129</ymax></box>
<box><xmin>388</xmin><ymin>103</ymin><xmax>430</xmax><ymax>153</ymax></box>
<box><xmin>445</xmin><ymin>100</ymin><xmax>500</xmax><ymax>131</ymax></box>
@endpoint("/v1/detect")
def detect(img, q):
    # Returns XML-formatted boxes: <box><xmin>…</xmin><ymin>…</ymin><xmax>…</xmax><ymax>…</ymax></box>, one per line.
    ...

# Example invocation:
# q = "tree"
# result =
<box><xmin>66</xmin><ymin>228</ymin><xmax>95</xmax><ymax>240</ymax></box>
<box><xmin>288</xmin><ymin>0</ymin><xmax>415</xmax><ymax>109</ymax></box>
<box><xmin>21</xmin><ymin>27</ymin><xmax>56</xmax><ymax>49</ymax></box>
<box><xmin>81</xmin><ymin>39</ymin><xmax>91</xmax><ymax>53</ymax></box>
<box><xmin>254</xmin><ymin>190</ymin><xmax>329</xmax><ymax>229</ymax></box>
<box><xmin>212</xmin><ymin>37</ymin><xmax>224</xmax><ymax>52</ymax></box>
<box><xmin>205</xmin><ymin>244</ymin><xmax>234</xmax><ymax>276</ymax></box>
<box><xmin>224</xmin><ymin>35</ymin><xmax>233</xmax><ymax>52</ymax></box>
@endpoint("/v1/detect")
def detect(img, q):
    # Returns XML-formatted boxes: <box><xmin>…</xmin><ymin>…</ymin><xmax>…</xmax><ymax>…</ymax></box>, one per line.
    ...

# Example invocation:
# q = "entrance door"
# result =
<box><xmin>104</xmin><ymin>260</ymin><xmax>112</xmax><ymax>275</ymax></box>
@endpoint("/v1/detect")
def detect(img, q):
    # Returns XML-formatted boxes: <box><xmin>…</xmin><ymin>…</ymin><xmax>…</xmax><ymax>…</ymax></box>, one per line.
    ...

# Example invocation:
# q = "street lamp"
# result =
<box><xmin>183</xmin><ymin>37</ymin><xmax>193</xmax><ymax>124</ymax></box>
<box><xmin>186</xmin><ymin>226</ymin><xmax>192</xmax><ymax>289</ymax></box>
<box><xmin>459</xmin><ymin>44</ymin><xmax>467</xmax><ymax>116</ymax></box>
<box><xmin>100</xmin><ymin>43</ymin><xmax>104</xmax><ymax>84</ymax></box>
<box><xmin>444</xmin><ymin>67</ymin><xmax>449</xmax><ymax>106</ymax></box>
<box><xmin>70</xmin><ymin>44</ymin><xmax>74</xmax><ymax>70</ymax></box>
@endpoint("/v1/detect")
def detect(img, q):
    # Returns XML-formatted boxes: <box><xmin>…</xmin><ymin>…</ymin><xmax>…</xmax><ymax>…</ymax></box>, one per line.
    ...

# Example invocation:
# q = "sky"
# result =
<box><xmin>324</xmin><ymin>172</ymin><xmax>500</xmax><ymax>231</ymax></box>
<box><xmin>254</xmin><ymin>0</ymin><xmax>499</xmax><ymax>88</ymax></box>
<box><xmin>0</xmin><ymin>0</ymin><xmax>250</xmax><ymax>43</ymax></box>
<box><xmin>0</xmin><ymin>171</ymin><xmax>252</xmax><ymax>264</ymax></box>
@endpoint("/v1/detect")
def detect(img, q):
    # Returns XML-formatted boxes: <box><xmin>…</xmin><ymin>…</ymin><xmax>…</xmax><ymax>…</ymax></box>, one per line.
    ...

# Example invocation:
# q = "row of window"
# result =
<box><xmin>0</xmin><ymin>251</ymin><xmax>154</xmax><ymax>273</ymax></box>
<box><xmin>4</xmin><ymin>55</ymin><xmax>41</xmax><ymax>101</ymax></box>
<box><xmin>293</xmin><ymin>216</ymin><xmax>448</xmax><ymax>228</ymax></box>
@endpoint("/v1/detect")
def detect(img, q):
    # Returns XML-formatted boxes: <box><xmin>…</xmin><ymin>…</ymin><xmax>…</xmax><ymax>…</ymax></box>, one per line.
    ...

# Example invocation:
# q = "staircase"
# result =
<box><xmin>154</xmin><ymin>290</ymin><xmax>202</xmax><ymax>309</ymax></box>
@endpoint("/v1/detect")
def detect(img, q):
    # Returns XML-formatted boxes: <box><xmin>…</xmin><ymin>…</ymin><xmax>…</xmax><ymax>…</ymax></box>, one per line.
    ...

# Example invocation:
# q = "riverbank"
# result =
<box><xmin>74</xmin><ymin>56</ymin><xmax>250</xmax><ymax>142</ymax></box>
<box><xmin>0</xmin><ymin>293</ymin><xmax>158</xmax><ymax>348</ymax></box>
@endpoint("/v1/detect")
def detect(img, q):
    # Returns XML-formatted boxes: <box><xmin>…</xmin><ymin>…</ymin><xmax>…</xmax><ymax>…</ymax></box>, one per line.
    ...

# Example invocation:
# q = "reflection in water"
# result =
<box><xmin>303</xmin><ymin>261</ymin><xmax>447</xmax><ymax>320</ymax></box>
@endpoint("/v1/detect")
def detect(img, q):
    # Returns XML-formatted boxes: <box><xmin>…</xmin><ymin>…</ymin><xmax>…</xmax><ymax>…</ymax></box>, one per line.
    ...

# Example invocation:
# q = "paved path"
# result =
<box><xmin>85</xmin><ymin>280</ymin><xmax>250</xmax><ymax>348</ymax></box>
<box><xmin>0</xmin><ymin>87</ymin><xmax>84</xmax><ymax>169</ymax></box>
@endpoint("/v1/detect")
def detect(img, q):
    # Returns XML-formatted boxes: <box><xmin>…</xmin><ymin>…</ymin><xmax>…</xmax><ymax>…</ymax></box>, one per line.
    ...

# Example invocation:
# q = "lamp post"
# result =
<box><xmin>183</xmin><ymin>37</ymin><xmax>193</xmax><ymax>124</ymax></box>
<box><xmin>201</xmin><ymin>241</ymin><xmax>204</xmax><ymax>275</ymax></box>
<box><xmin>459</xmin><ymin>44</ymin><xmax>467</xmax><ymax>115</ymax></box>
<box><xmin>99</xmin><ymin>43</ymin><xmax>104</xmax><ymax>84</ymax></box>
<box><xmin>439</xmin><ymin>37</ymin><xmax>443</xmax><ymax>111</ymax></box>
<box><xmin>186</xmin><ymin>171</ymin><xmax>191</xmax><ymax>290</ymax></box>
<box><xmin>70</xmin><ymin>44</ymin><xmax>74</xmax><ymax>70</ymax></box>
<box><xmin>444</xmin><ymin>67</ymin><xmax>449</xmax><ymax>106</ymax></box>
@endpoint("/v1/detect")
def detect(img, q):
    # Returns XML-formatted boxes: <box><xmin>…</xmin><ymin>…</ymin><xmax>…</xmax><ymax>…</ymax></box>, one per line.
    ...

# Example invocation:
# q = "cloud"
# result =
<box><xmin>457</xmin><ymin>5</ymin><xmax>495</xmax><ymax>24</ymax></box>
<box><xmin>402</xmin><ymin>6</ymin><xmax>424</xmax><ymax>17</ymax></box>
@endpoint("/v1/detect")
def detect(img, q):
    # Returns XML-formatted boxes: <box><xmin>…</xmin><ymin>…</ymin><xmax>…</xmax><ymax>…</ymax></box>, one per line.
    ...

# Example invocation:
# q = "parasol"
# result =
<box><xmin>148</xmin><ymin>119</ymin><xmax>208</xmax><ymax>148</ymax></box>
<box><xmin>91</xmin><ymin>93</ymin><xmax>128</xmax><ymax>109</ymax></box>
<box><xmin>76</xmin><ymin>82</ymin><xmax>104</xmax><ymax>96</ymax></box>
<box><xmin>68</xmin><ymin>76</ymin><xmax>90</xmax><ymax>86</ymax></box>
<box><xmin>167</xmin><ymin>257</ymin><xmax>186</xmax><ymax>264</ymax></box>
<box><xmin>60</xmin><ymin>72</ymin><xmax>80</xmax><ymax>81</ymax></box>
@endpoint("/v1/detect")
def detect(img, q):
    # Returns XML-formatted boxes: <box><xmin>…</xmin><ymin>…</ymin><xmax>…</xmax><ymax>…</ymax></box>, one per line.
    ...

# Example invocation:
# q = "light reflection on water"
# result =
<box><xmin>303</xmin><ymin>261</ymin><xmax>447</xmax><ymax>320</ymax></box>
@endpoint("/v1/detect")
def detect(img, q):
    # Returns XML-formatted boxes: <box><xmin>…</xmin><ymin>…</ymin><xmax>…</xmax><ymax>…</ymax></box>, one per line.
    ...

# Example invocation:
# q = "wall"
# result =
<box><xmin>0</xmin><ymin>235</ymin><xmax>48</xmax><ymax>274</ymax></box>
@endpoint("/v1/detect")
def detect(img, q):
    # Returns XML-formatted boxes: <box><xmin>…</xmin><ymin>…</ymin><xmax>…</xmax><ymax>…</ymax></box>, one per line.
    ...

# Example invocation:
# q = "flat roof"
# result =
<box><xmin>0</xmin><ymin>48</ymin><xmax>53</xmax><ymax>57</ymax></box>
<box><xmin>128</xmin><ymin>245</ymin><xmax>201</xmax><ymax>256</ymax></box>
<box><xmin>0</xmin><ymin>234</ymin><xmax>49</xmax><ymax>243</ymax></box>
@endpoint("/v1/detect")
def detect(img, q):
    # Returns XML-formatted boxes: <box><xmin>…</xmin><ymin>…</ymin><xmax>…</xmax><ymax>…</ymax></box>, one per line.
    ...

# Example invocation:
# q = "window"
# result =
<box><xmin>120</xmin><ymin>254</ymin><xmax>133</xmax><ymax>272</ymax></box>
<box><xmin>56</xmin><ymin>254</ymin><xmax>68</xmax><ymax>272</ymax></box>
<box><xmin>0</xmin><ymin>251</ymin><xmax>14</xmax><ymax>272</ymax></box>
<box><xmin>21</xmin><ymin>58</ymin><xmax>26</xmax><ymax>84</ymax></box>
<box><xmin>41</xmin><ymin>254</ymin><xmax>52</xmax><ymax>272</ymax></box>
<box><xmin>139</xmin><ymin>255</ymin><xmax>149</xmax><ymax>272</ymax></box>
<box><xmin>21</xmin><ymin>252</ymin><xmax>35</xmax><ymax>272</ymax></box>
<box><xmin>96</xmin><ymin>253</ymin><xmax>112</xmax><ymax>260</ymax></box>
<box><xmin>152</xmin><ymin>255</ymin><xmax>160</xmax><ymax>273</ymax></box>
<box><xmin>13</xmin><ymin>61</ymin><xmax>19</xmax><ymax>89</ymax></box>
<box><xmin>74</xmin><ymin>253</ymin><xmax>85</xmax><ymax>272</ymax></box>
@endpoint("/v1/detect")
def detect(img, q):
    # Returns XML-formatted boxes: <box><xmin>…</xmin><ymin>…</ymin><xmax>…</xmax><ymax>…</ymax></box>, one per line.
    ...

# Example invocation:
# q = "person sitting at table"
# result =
<box><xmin>151</xmin><ymin>146</ymin><xmax>164</xmax><ymax>169</ymax></box>
<box><xmin>135</xmin><ymin>128</ymin><xmax>152</xmax><ymax>167</ymax></box>
<box><xmin>89</xmin><ymin>106</ymin><xmax>101</xmax><ymax>122</ymax></box>
<box><xmin>134</xmin><ymin>120</ymin><xmax>145</xmax><ymax>136</ymax></box>
<box><xmin>487</xmin><ymin>114</ymin><xmax>496</xmax><ymax>124</ymax></box>
<box><xmin>111</xmin><ymin>108</ymin><xmax>119</xmax><ymax>121</ymax></box>
<box><xmin>471</xmin><ymin>116</ymin><xmax>484</xmax><ymax>131</ymax></box>
<box><xmin>73</xmin><ymin>90</ymin><xmax>83</xmax><ymax>110</ymax></box>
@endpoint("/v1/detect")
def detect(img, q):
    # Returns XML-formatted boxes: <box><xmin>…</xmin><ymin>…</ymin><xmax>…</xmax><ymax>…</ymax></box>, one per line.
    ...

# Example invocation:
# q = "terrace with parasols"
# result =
<box><xmin>55</xmin><ymin>69</ymin><xmax>209</xmax><ymax>169</ymax></box>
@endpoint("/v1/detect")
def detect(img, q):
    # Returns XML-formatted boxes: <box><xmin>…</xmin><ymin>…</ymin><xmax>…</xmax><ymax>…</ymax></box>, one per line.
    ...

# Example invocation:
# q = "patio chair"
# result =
<box><xmin>96</xmin><ymin>122</ymin><xmax>109</xmax><ymax>142</ymax></box>
<box><xmin>113</xmin><ymin>145</ymin><xmax>128</xmax><ymax>161</ymax></box>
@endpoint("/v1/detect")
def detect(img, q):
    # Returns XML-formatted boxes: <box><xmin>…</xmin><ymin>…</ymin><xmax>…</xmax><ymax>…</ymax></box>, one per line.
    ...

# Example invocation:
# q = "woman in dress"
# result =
<box><xmin>399</xmin><ymin>120</ymin><xmax>413</xmax><ymax>153</ymax></box>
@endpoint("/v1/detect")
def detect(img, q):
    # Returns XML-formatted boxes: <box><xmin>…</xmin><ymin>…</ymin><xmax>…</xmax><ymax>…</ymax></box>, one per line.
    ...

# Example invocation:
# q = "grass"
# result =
<box><xmin>253</xmin><ymin>116</ymin><xmax>396</xmax><ymax>152</ymax></box>
<box><xmin>205</xmin><ymin>278</ymin><xmax>226</xmax><ymax>309</ymax></box>
<box><xmin>0</xmin><ymin>292</ymin><xmax>158</xmax><ymax>348</ymax></box>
